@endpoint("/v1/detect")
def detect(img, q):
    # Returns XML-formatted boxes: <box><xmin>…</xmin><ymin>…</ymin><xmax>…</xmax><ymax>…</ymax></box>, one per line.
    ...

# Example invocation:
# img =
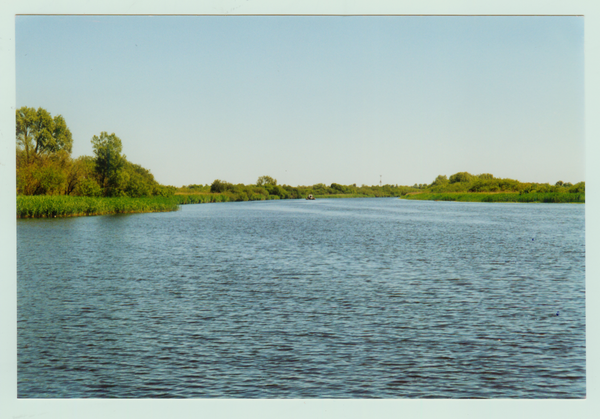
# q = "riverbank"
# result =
<box><xmin>17</xmin><ymin>193</ymin><xmax>284</xmax><ymax>218</ymax></box>
<box><xmin>17</xmin><ymin>196</ymin><xmax>181</xmax><ymax>218</ymax></box>
<box><xmin>17</xmin><ymin>190</ymin><xmax>585</xmax><ymax>218</ymax></box>
<box><xmin>400</xmin><ymin>192</ymin><xmax>585</xmax><ymax>203</ymax></box>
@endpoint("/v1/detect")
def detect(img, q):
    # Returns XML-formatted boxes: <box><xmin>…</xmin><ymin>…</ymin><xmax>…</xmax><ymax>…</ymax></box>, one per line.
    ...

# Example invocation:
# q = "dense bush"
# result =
<box><xmin>210</xmin><ymin>179</ymin><xmax>233</xmax><ymax>193</ymax></box>
<box><xmin>17</xmin><ymin>108</ymin><xmax>174</xmax><ymax>199</ymax></box>
<box><xmin>423</xmin><ymin>171</ymin><xmax>584</xmax><ymax>197</ymax></box>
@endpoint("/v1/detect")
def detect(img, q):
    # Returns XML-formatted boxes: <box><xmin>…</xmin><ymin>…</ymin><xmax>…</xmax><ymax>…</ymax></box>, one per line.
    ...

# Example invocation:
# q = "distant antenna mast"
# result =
<box><xmin>380</xmin><ymin>175</ymin><xmax>382</xmax><ymax>187</ymax></box>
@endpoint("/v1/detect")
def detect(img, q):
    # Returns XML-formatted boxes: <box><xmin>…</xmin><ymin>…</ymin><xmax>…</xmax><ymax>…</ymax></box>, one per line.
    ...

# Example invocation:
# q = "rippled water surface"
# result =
<box><xmin>17</xmin><ymin>198</ymin><xmax>585</xmax><ymax>398</ymax></box>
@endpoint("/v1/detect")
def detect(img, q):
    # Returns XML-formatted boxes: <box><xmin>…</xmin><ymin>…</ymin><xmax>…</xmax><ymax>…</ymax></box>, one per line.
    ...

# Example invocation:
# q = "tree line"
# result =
<box><xmin>423</xmin><ymin>172</ymin><xmax>584</xmax><ymax>195</ymax></box>
<box><xmin>177</xmin><ymin>176</ymin><xmax>419</xmax><ymax>201</ymax></box>
<box><xmin>16</xmin><ymin>107</ymin><xmax>173</xmax><ymax>198</ymax></box>
<box><xmin>17</xmin><ymin>107</ymin><xmax>584</xmax><ymax>201</ymax></box>
<box><xmin>177</xmin><ymin>172</ymin><xmax>584</xmax><ymax>202</ymax></box>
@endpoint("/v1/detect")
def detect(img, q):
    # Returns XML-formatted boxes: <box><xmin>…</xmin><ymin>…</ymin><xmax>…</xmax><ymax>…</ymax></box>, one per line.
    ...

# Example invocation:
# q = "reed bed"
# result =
<box><xmin>17</xmin><ymin>196</ymin><xmax>180</xmax><ymax>218</ymax></box>
<box><xmin>17</xmin><ymin>193</ymin><xmax>278</xmax><ymax>218</ymax></box>
<box><xmin>174</xmin><ymin>193</ymin><xmax>231</xmax><ymax>205</ymax></box>
<box><xmin>19</xmin><ymin>190</ymin><xmax>583</xmax><ymax>219</ymax></box>
<box><xmin>401</xmin><ymin>192</ymin><xmax>585</xmax><ymax>203</ymax></box>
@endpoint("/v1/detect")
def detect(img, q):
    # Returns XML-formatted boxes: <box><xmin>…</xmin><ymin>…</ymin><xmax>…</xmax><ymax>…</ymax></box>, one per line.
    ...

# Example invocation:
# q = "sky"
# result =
<box><xmin>15</xmin><ymin>15</ymin><xmax>584</xmax><ymax>187</ymax></box>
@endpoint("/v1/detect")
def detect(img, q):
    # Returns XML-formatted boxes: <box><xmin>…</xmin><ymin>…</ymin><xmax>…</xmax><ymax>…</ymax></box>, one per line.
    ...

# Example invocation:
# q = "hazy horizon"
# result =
<box><xmin>16</xmin><ymin>15</ymin><xmax>584</xmax><ymax>187</ymax></box>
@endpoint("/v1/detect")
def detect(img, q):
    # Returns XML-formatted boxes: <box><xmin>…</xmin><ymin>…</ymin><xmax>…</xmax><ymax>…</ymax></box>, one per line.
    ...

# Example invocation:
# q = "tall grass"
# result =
<box><xmin>174</xmin><ymin>192</ymin><xmax>280</xmax><ymax>204</ymax></box>
<box><xmin>17</xmin><ymin>192</ymin><xmax>282</xmax><ymax>218</ymax></box>
<box><xmin>20</xmin><ymin>190</ymin><xmax>582</xmax><ymax>219</ymax></box>
<box><xmin>401</xmin><ymin>192</ymin><xmax>585</xmax><ymax>203</ymax></box>
<box><xmin>174</xmin><ymin>193</ymin><xmax>231</xmax><ymax>204</ymax></box>
<box><xmin>17</xmin><ymin>196</ymin><xmax>180</xmax><ymax>218</ymax></box>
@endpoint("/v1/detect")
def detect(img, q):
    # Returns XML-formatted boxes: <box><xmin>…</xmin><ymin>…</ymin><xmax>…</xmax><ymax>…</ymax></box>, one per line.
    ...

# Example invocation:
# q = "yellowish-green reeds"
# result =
<box><xmin>18</xmin><ymin>192</ymin><xmax>278</xmax><ymax>218</ymax></box>
<box><xmin>17</xmin><ymin>196</ymin><xmax>180</xmax><ymax>218</ymax></box>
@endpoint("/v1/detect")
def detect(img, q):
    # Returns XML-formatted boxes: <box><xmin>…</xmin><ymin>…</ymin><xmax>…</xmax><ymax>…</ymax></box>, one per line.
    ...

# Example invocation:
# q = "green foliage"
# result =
<box><xmin>175</xmin><ymin>194</ymin><xmax>232</xmax><ymax>204</ymax></box>
<box><xmin>65</xmin><ymin>156</ymin><xmax>95</xmax><ymax>195</ymax></box>
<box><xmin>17</xmin><ymin>196</ymin><xmax>180</xmax><ymax>218</ymax></box>
<box><xmin>430</xmin><ymin>175</ymin><xmax>449</xmax><ymax>187</ymax></box>
<box><xmin>283</xmin><ymin>185</ymin><xmax>302</xmax><ymax>199</ymax></box>
<box><xmin>265</xmin><ymin>184</ymin><xmax>289</xmax><ymax>199</ymax></box>
<box><xmin>174</xmin><ymin>182</ymin><xmax>420</xmax><ymax>202</ymax></box>
<box><xmin>181</xmin><ymin>184</ymin><xmax>211</xmax><ymax>193</ymax></box>
<box><xmin>449</xmin><ymin>172</ymin><xmax>474</xmax><ymax>184</ymax></box>
<box><xmin>152</xmin><ymin>185</ymin><xmax>176</xmax><ymax>197</ymax></box>
<box><xmin>330</xmin><ymin>183</ymin><xmax>349</xmax><ymax>193</ymax></box>
<box><xmin>17</xmin><ymin>108</ymin><xmax>173</xmax><ymax>199</ymax></box>
<box><xmin>35</xmin><ymin>165</ymin><xmax>67</xmax><ymax>195</ymax></box>
<box><xmin>311</xmin><ymin>183</ymin><xmax>328</xmax><ymax>195</ymax></box>
<box><xmin>18</xmin><ymin>116</ymin><xmax>587</xmax><ymax>216</ymax></box>
<box><xmin>569</xmin><ymin>182</ymin><xmax>585</xmax><ymax>193</ymax></box>
<box><xmin>123</xmin><ymin>170</ymin><xmax>152</xmax><ymax>197</ymax></box>
<box><xmin>422</xmin><ymin>172</ymin><xmax>584</xmax><ymax>198</ymax></box>
<box><xmin>16</xmin><ymin>150</ymin><xmax>70</xmax><ymax>195</ymax></box>
<box><xmin>73</xmin><ymin>178</ymin><xmax>103</xmax><ymax>197</ymax></box>
<box><xmin>16</xmin><ymin>107</ymin><xmax>73</xmax><ymax>163</ymax></box>
<box><xmin>402</xmin><ymin>192</ymin><xmax>584</xmax><ymax>203</ymax></box>
<box><xmin>210</xmin><ymin>179</ymin><xmax>232</xmax><ymax>193</ymax></box>
<box><xmin>256</xmin><ymin>175</ymin><xmax>277</xmax><ymax>186</ymax></box>
<box><xmin>119</xmin><ymin>161</ymin><xmax>164</xmax><ymax>197</ymax></box>
<box><xmin>91</xmin><ymin>131</ymin><xmax>125</xmax><ymax>196</ymax></box>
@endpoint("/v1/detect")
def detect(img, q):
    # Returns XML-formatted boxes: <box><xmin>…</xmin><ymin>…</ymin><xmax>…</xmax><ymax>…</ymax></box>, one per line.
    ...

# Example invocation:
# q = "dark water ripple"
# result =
<box><xmin>17</xmin><ymin>198</ymin><xmax>585</xmax><ymax>398</ymax></box>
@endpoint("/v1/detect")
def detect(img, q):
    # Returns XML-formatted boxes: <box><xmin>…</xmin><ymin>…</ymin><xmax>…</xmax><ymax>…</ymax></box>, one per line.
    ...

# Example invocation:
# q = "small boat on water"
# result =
<box><xmin>306</xmin><ymin>194</ymin><xmax>315</xmax><ymax>200</ymax></box>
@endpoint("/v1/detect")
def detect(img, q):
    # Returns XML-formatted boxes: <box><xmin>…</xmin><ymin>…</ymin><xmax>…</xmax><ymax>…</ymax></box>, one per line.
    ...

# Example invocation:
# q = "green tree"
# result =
<box><xmin>431</xmin><ymin>175</ymin><xmax>449</xmax><ymax>187</ymax></box>
<box><xmin>256</xmin><ymin>175</ymin><xmax>277</xmax><ymax>186</ymax></box>
<box><xmin>569</xmin><ymin>182</ymin><xmax>585</xmax><ymax>193</ymax></box>
<box><xmin>122</xmin><ymin>161</ymin><xmax>156</xmax><ymax>197</ymax></box>
<box><xmin>73</xmin><ymin>178</ymin><xmax>103</xmax><ymax>197</ymax></box>
<box><xmin>48</xmin><ymin>114</ymin><xmax>73</xmax><ymax>153</ymax></box>
<box><xmin>16</xmin><ymin>107</ymin><xmax>73</xmax><ymax>163</ymax></box>
<box><xmin>91</xmin><ymin>132</ymin><xmax>125</xmax><ymax>196</ymax></box>
<box><xmin>66</xmin><ymin>156</ymin><xmax>96</xmax><ymax>195</ymax></box>
<box><xmin>16</xmin><ymin>152</ymin><xmax>69</xmax><ymax>196</ymax></box>
<box><xmin>211</xmin><ymin>179</ymin><xmax>232</xmax><ymax>193</ymax></box>
<box><xmin>449</xmin><ymin>172</ymin><xmax>473</xmax><ymax>184</ymax></box>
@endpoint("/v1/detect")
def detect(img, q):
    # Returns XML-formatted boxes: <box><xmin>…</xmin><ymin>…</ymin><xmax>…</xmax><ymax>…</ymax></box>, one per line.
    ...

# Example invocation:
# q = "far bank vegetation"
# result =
<box><xmin>16</xmin><ymin>106</ymin><xmax>584</xmax><ymax>217</ymax></box>
<box><xmin>400</xmin><ymin>172</ymin><xmax>584</xmax><ymax>203</ymax></box>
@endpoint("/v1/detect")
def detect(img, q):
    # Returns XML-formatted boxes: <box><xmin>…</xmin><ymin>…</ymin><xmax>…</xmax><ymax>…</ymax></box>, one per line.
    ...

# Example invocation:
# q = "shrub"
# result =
<box><xmin>210</xmin><ymin>179</ymin><xmax>232</xmax><ymax>193</ymax></box>
<box><xmin>73</xmin><ymin>178</ymin><xmax>103</xmax><ymax>197</ymax></box>
<box><xmin>449</xmin><ymin>172</ymin><xmax>473</xmax><ymax>184</ymax></box>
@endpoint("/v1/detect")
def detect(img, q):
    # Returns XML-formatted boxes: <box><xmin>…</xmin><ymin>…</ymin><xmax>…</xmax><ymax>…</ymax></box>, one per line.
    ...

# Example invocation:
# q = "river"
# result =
<box><xmin>17</xmin><ymin>198</ymin><xmax>585</xmax><ymax>398</ymax></box>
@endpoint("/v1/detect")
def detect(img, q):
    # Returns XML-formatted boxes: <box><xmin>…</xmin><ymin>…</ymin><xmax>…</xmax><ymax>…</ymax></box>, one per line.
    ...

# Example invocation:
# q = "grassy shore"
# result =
<box><xmin>17</xmin><ymin>196</ymin><xmax>181</xmax><ymax>218</ymax></box>
<box><xmin>174</xmin><ymin>192</ymin><xmax>280</xmax><ymax>204</ymax></box>
<box><xmin>18</xmin><ymin>190</ymin><xmax>585</xmax><ymax>218</ymax></box>
<box><xmin>400</xmin><ymin>192</ymin><xmax>585</xmax><ymax>203</ymax></box>
<box><xmin>17</xmin><ymin>193</ymin><xmax>276</xmax><ymax>218</ymax></box>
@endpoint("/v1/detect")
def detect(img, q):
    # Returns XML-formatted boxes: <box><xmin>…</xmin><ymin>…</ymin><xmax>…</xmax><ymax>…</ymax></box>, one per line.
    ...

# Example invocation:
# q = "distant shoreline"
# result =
<box><xmin>400</xmin><ymin>192</ymin><xmax>584</xmax><ymax>204</ymax></box>
<box><xmin>17</xmin><ymin>192</ymin><xmax>584</xmax><ymax>219</ymax></box>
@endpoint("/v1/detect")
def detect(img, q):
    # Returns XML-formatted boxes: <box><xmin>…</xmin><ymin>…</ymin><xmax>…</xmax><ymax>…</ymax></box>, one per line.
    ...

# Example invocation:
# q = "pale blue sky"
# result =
<box><xmin>16</xmin><ymin>15</ymin><xmax>584</xmax><ymax>187</ymax></box>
